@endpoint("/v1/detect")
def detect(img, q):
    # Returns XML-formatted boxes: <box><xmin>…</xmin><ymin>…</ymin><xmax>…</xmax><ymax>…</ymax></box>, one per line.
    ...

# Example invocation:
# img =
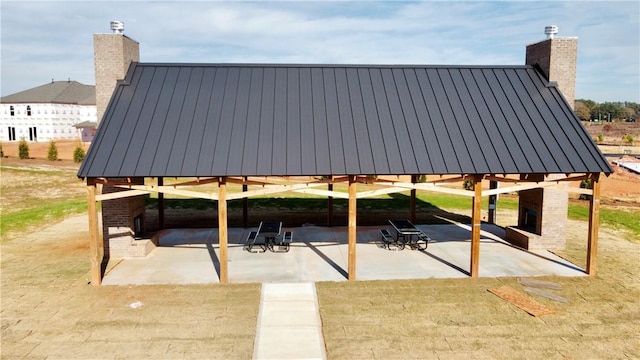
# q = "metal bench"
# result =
<box><xmin>380</xmin><ymin>229</ymin><xmax>402</xmax><ymax>251</ymax></box>
<box><xmin>410</xmin><ymin>232</ymin><xmax>430</xmax><ymax>251</ymax></box>
<box><xmin>271</xmin><ymin>231</ymin><xmax>293</xmax><ymax>253</ymax></box>
<box><xmin>244</xmin><ymin>231</ymin><xmax>266</xmax><ymax>253</ymax></box>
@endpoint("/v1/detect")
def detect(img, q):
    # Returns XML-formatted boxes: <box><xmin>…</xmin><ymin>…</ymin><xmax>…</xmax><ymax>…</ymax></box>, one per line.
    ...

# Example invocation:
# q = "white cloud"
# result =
<box><xmin>1</xmin><ymin>0</ymin><xmax>638</xmax><ymax>102</ymax></box>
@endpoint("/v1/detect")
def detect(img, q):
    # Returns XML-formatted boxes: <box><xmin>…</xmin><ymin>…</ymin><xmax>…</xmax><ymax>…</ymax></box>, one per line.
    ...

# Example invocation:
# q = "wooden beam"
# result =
<box><xmin>87</xmin><ymin>184</ymin><xmax>102</xmax><ymax>286</ymax></box>
<box><xmin>410</xmin><ymin>175</ymin><xmax>417</xmax><ymax>223</ymax></box>
<box><xmin>587</xmin><ymin>174</ymin><xmax>601</xmax><ymax>275</ymax></box>
<box><xmin>292</xmin><ymin>188</ymin><xmax>350</xmax><ymax>199</ymax></box>
<box><xmin>327</xmin><ymin>182</ymin><xmax>334</xmax><ymax>227</ymax></box>
<box><xmin>158</xmin><ymin>177</ymin><xmax>165</xmax><ymax>230</ymax></box>
<box><xmin>225</xmin><ymin>182</ymin><xmax>325</xmax><ymax>200</ymax></box>
<box><xmin>355</xmin><ymin>186</ymin><xmax>407</xmax><ymax>199</ymax></box>
<box><xmin>470</xmin><ymin>175</ymin><xmax>483</xmax><ymax>277</ymax></box>
<box><xmin>242</xmin><ymin>177</ymin><xmax>248</xmax><ymax>228</ymax></box>
<box><xmin>488</xmin><ymin>180</ymin><xmax>498</xmax><ymax>224</ymax></box>
<box><xmin>482</xmin><ymin>180</ymin><xmax>558</xmax><ymax>197</ymax></box>
<box><xmin>95</xmin><ymin>189</ymin><xmax>150</xmax><ymax>201</ymax></box>
<box><xmin>218</xmin><ymin>178</ymin><xmax>229</xmax><ymax>284</ymax></box>
<box><xmin>348</xmin><ymin>176</ymin><xmax>357</xmax><ymax>281</ymax></box>
<box><xmin>126</xmin><ymin>185</ymin><xmax>218</xmax><ymax>200</ymax></box>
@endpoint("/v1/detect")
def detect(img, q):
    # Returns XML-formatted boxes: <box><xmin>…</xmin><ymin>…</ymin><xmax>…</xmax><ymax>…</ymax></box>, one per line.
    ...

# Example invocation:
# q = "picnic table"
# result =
<box><xmin>380</xmin><ymin>219</ymin><xmax>430</xmax><ymax>251</ymax></box>
<box><xmin>244</xmin><ymin>221</ymin><xmax>293</xmax><ymax>253</ymax></box>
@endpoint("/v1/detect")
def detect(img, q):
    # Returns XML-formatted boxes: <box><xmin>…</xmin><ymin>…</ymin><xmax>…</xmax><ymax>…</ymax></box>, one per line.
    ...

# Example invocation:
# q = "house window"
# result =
<box><xmin>27</xmin><ymin>106</ymin><xmax>32</xmax><ymax>116</ymax></box>
<box><xmin>8</xmin><ymin>127</ymin><xmax>16</xmax><ymax>141</ymax></box>
<box><xmin>10</xmin><ymin>106</ymin><xmax>15</xmax><ymax>116</ymax></box>
<box><xmin>29</xmin><ymin>127</ymin><xmax>37</xmax><ymax>142</ymax></box>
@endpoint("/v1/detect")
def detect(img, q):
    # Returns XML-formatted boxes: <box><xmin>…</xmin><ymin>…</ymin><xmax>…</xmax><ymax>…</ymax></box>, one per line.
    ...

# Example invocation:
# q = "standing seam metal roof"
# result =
<box><xmin>78</xmin><ymin>63</ymin><xmax>613</xmax><ymax>178</ymax></box>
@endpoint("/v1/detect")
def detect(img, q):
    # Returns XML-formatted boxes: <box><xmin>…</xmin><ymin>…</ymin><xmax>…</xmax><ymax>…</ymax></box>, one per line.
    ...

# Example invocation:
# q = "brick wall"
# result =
<box><xmin>525</xmin><ymin>37</ymin><xmax>578</xmax><ymax>109</ymax></box>
<box><xmin>511</xmin><ymin>175</ymin><xmax>569</xmax><ymax>250</ymax></box>
<box><xmin>101</xmin><ymin>178</ymin><xmax>149</xmax><ymax>258</ymax></box>
<box><xmin>93</xmin><ymin>34</ymin><xmax>139</xmax><ymax>123</ymax></box>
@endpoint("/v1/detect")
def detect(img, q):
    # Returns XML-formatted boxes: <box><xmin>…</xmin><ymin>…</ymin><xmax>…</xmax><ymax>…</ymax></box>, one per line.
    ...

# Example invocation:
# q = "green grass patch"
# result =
<box><xmin>0</xmin><ymin>198</ymin><xmax>87</xmax><ymax>242</ymax></box>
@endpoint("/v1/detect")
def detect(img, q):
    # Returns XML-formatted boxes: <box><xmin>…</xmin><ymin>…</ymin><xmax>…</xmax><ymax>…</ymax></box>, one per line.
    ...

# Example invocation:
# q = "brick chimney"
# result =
<box><xmin>525</xmin><ymin>25</ymin><xmax>578</xmax><ymax>109</ymax></box>
<box><xmin>93</xmin><ymin>21</ymin><xmax>139</xmax><ymax>123</ymax></box>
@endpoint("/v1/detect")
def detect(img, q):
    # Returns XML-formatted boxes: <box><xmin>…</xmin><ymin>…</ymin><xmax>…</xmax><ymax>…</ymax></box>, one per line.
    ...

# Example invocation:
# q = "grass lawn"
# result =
<box><xmin>2</xmin><ymin>161</ymin><xmax>638</xmax><ymax>359</ymax></box>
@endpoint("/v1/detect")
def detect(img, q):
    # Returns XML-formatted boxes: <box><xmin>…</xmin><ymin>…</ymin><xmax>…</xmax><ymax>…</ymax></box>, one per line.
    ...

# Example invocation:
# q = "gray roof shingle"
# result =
<box><xmin>1</xmin><ymin>81</ymin><xmax>95</xmax><ymax>105</ymax></box>
<box><xmin>78</xmin><ymin>63</ymin><xmax>613</xmax><ymax>178</ymax></box>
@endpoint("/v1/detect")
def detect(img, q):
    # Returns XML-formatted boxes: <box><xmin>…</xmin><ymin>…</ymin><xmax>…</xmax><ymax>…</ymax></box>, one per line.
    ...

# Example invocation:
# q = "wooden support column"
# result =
<box><xmin>488</xmin><ymin>180</ymin><xmax>497</xmax><ymax>224</ymax></box>
<box><xmin>87</xmin><ymin>181</ymin><xmax>102</xmax><ymax>286</ymax></box>
<box><xmin>348</xmin><ymin>176</ymin><xmax>357</xmax><ymax>280</ymax></box>
<box><xmin>470</xmin><ymin>175</ymin><xmax>483</xmax><ymax>277</ymax></box>
<box><xmin>158</xmin><ymin>177</ymin><xmax>165</xmax><ymax>230</ymax></box>
<box><xmin>242</xmin><ymin>176</ymin><xmax>248</xmax><ymax>228</ymax></box>
<box><xmin>218</xmin><ymin>177</ymin><xmax>229</xmax><ymax>284</ymax></box>
<box><xmin>587</xmin><ymin>174</ymin><xmax>601</xmax><ymax>275</ymax></box>
<box><xmin>410</xmin><ymin>175</ymin><xmax>417</xmax><ymax>223</ymax></box>
<box><xmin>327</xmin><ymin>180</ymin><xmax>334</xmax><ymax>227</ymax></box>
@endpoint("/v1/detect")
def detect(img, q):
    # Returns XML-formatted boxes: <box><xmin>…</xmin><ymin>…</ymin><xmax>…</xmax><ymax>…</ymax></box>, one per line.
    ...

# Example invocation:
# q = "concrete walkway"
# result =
<box><xmin>253</xmin><ymin>283</ymin><xmax>325</xmax><ymax>360</ymax></box>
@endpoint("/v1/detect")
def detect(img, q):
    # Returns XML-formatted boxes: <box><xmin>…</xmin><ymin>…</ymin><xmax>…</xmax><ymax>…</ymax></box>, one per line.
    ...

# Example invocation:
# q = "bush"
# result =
<box><xmin>47</xmin><ymin>141</ymin><xmax>58</xmax><ymax>161</ymax></box>
<box><xmin>622</xmin><ymin>134</ymin><xmax>634</xmax><ymax>145</ymax></box>
<box><xmin>597</xmin><ymin>133</ymin><xmax>604</xmax><ymax>143</ymax></box>
<box><xmin>73</xmin><ymin>146</ymin><xmax>86</xmax><ymax>163</ymax></box>
<box><xmin>18</xmin><ymin>138</ymin><xmax>29</xmax><ymax>159</ymax></box>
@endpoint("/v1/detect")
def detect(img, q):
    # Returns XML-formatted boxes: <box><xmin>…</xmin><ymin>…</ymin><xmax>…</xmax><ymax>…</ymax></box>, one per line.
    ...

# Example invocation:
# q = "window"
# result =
<box><xmin>8</xmin><ymin>127</ymin><xmax>16</xmax><ymax>141</ymax></box>
<box><xmin>29</xmin><ymin>127</ymin><xmax>37</xmax><ymax>142</ymax></box>
<box><xmin>26</xmin><ymin>106</ymin><xmax>32</xmax><ymax>116</ymax></box>
<box><xmin>10</xmin><ymin>106</ymin><xmax>15</xmax><ymax>116</ymax></box>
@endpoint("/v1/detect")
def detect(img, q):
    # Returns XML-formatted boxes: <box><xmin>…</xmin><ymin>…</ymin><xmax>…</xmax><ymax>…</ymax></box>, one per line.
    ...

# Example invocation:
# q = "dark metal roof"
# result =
<box><xmin>78</xmin><ymin>63</ymin><xmax>613</xmax><ymax>178</ymax></box>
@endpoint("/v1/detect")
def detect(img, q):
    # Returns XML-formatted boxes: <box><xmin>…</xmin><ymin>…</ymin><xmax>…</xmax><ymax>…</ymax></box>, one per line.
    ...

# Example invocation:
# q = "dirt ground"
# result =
<box><xmin>1</xmin><ymin>137</ymin><xmax>639</xmax><ymax>359</ymax></box>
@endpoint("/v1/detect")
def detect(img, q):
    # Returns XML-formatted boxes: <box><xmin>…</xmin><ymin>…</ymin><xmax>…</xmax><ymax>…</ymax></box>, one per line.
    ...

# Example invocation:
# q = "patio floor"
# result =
<box><xmin>101</xmin><ymin>222</ymin><xmax>586</xmax><ymax>285</ymax></box>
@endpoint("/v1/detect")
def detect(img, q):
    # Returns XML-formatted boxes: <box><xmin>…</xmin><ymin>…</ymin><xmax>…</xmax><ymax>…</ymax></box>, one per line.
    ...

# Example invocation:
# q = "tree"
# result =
<box><xmin>73</xmin><ymin>145</ymin><xmax>85</xmax><ymax>163</ymax></box>
<box><xmin>47</xmin><ymin>141</ymin><xmax>59</xmax><ymax>161</ymax></box>
<box><xmin>18</xmin><ymin>138</ymin><xmax>29</xmax><ymax>159</ymax></box>
<box><xmin>574</xmin><ymin>101</ymin><xmax>591</xmax><ymax>121</ymax></box>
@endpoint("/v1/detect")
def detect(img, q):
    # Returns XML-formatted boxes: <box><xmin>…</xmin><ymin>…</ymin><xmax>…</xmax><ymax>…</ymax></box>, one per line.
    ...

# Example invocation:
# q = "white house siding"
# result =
<box><xmin>0</xmin><ymin>103</ymin><xmax>96</xmax><ymax>142</ymax></box>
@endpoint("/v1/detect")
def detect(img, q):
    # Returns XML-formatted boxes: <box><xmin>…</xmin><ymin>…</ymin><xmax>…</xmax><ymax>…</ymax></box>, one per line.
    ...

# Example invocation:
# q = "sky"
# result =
<box><xmin>1</xmin><ymin>0</ymin><xmax>638</xmax><ymax>103</ymax></box>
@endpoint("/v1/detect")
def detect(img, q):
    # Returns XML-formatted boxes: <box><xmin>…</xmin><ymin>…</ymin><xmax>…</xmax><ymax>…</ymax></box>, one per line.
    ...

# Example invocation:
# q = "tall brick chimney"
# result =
<box><xmin>93</xmin><ymin>21</ymin><xmax>139</xmax><ymax>123</ymax></box>
<box><xmin>525</xmin><ymin>25</ymin><xmax>578</xmax><ymax>109</ymax></box>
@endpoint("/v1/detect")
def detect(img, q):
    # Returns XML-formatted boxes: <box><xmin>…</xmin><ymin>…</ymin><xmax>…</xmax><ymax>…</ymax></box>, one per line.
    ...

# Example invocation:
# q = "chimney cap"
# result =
<box><xmin>545</xmin><ymin>25</ymin><xmax>558</xmax><ymax>39</ymax></box>
<box><xmin>110</xmin><ymin>21</ymin><xmax>124</xmax><ymax>34</ymax></box>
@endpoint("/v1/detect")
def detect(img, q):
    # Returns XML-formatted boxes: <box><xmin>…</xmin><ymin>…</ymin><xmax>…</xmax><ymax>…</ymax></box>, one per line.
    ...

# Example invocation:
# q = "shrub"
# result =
<box><xmin>463</xmin><ymin>179</ymin><xmax>474</xmax><ymax>190</ymax></box>
<box><xmin>47</xmin><ymin>141</ymin><xmax>58</xmax><ymax>161</ymax></box>
<box><xmin>73</xmin><ymin>145</ymin><xmax>86</xmax><ymax>163</ymax></box>
<box><xmin>18</xmin><ymin>138</ymin><xmax>29</xmax><ymax>159</ymax></box>
<box><xmin>622</xmin><ymin>134</ymin><xmax>634</xmax><ymax>145</ymax></box>
<box><xmin>597</xmin><ymin>133</ymin><xmax>604</xmax><ymax>143</ymax></box>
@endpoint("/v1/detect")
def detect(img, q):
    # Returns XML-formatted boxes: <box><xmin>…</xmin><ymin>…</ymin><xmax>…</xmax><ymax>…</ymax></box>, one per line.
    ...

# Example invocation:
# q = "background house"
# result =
<box><xmin>0</xmin><ymin>80</ymin><xmax>97</xmax><ymax>142</ymax></box>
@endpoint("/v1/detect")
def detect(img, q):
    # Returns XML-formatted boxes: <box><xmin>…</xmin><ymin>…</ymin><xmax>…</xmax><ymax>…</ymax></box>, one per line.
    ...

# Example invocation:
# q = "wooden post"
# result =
<box><xmin>242</xmin><ymin>176</ymin><xmax>248</xmax><ymax>228</ymax></box>
<box><xmin>470</xmin><ymin>175</ymin><xmax>483</xmax><ymax>277</ymax></box>
<box><xmin>348</xmin><ymin>176</ymin><xmax>357</xmax><ymax>280</ymax></box>
<box><xmin>410</xmin><ymin>175</ymin><xmax>417</xmax><ymax>223</ymax></box>
<box><xmin>587</xmin><ymin>174</ymin><xmax>601</xmax><ymax>275</ymax></box>
<box><xmin>218</xmin><ymin>177</ymin><xmax>229</xmax><ymax>284</ymax></box>
<box><xmin>158</xmin><ymin>177</ymin><xmax>165</xmax><ymax>230</ymax></box>
<box><xmin>327</xmin><ymin>180</ymin><xmax>334</xmax><ymax>227</ymax></box>
<box><xmin>488</xmin><ymin>180</ymin><xmax>497</xmax><ymax>224</ymax></box>
<box><xmin>87</xmin><ymin>182</ymin><xmax>102</xmax><ymax>285</ymax></box>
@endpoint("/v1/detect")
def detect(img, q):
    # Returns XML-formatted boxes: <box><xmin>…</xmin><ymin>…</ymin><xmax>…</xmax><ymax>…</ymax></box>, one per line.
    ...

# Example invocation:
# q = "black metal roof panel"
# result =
<box><xmin>78</xmin><ymin>63</ymin><xmax>613</xmax><ymax>178</ymax></box>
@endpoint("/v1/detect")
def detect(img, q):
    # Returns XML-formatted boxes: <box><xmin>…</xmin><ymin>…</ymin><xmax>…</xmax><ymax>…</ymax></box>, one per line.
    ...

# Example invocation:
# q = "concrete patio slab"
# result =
<box><xmin>101</xmin><ymin>223</ymin><xmax>586</xmax><ymax>285</ymax></box>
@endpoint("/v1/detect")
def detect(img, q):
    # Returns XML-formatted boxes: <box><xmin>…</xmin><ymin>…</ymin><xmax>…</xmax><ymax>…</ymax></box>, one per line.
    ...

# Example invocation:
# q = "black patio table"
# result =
<box><xmin>388</xmin><ymin>219</ymin><xmax>429</xmax><ymax>250</ymax></box>
<box><xmin>256</xmin><ymin>221</ymin><xmax>282</xmax><ymax>251</ymax></box>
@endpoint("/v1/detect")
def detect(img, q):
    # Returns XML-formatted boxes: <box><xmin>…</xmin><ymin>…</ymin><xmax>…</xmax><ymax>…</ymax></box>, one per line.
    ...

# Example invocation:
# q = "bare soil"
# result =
<box><xmin>1</xmin><ymin>137</ymin><xmax>639</xmax><ymax>359</ymax></box>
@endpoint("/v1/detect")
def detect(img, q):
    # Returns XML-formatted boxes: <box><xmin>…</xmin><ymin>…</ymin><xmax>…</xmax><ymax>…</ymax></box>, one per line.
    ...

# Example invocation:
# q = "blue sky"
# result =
<box><xmin>1</xmin><ymin>0</ymin><xmax>638</xmax><ymax>102</ymax></box>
